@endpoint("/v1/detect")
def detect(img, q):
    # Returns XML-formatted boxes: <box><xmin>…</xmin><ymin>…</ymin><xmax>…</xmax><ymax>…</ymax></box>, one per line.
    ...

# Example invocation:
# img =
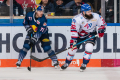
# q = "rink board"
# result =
<box><xmin>0</xmin><ymin>59</ymin><xmax>101</xmax><ymax>67</ymax></box>
<box><xmin>0</xmin><ymin>26</ymin><xmax>119</xmax><ymax>67</ymax></box>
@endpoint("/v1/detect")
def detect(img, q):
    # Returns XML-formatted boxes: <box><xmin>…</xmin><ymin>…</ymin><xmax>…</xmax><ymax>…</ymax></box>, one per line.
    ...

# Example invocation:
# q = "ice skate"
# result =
<box><xmin>60</xmin><ymin>63</ymin><xmax>69</xmax><ymax>70</ymax></box>
<box><xmin>53</xmin><ymin>61</ymin><xmax>60</xmax><ymax>69</ymax></box>
<box><xmin>80</xmin><ymin>64</ymin><xmax>86</xmax><ymax>72</ymax></box>
<box><xmin>16</xmin><ymin>61</ymin><xmax>21</xmax><ymax>69</ymax></box>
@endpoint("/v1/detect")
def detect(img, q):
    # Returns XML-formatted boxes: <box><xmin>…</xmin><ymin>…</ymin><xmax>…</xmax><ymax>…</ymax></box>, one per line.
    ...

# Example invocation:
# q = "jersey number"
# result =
<box><xmin>71</xmin><ymin>25</ymin><xmax>76</xmax><ymax>29</ymax></box>
<box><xmin>40</xmin><ymin>27</ymin><xmax>45</xmax><ymax>32</ymax></box>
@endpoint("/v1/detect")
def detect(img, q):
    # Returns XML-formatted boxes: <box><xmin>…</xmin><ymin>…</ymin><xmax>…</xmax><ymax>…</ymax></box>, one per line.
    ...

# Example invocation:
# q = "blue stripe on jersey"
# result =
<box><xmin>72</xmin><ymin>38</ymin><xmax>78</xmax><ymax>40</ymax></box>
<box><xmin>71</xmin><ymin>30</ymin><xmax>77</xmax><ymax>31</ymax></box>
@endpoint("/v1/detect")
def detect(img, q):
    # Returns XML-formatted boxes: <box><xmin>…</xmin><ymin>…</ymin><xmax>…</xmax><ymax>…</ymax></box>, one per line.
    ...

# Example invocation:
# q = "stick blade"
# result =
<box><xmin>30</xmin><ymin>55</ymin><xmax>42</xmax><ymax>62</ymax></box>
<box><xmin>27</xmin><ymin>66</ymin><xmax>31</xmax><ymax>71</ymax></box>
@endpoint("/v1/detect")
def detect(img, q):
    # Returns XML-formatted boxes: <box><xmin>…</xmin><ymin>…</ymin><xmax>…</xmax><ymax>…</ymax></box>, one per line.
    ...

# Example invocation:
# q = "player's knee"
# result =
<box><xmin>24</xmin><ymin>37</ymin><xmax>30</xmax><ymax>44</ymax></box>
<box><xmin>23</xmin><ymin>44</ymin><xmax>31</xmax><ymax>52</ymax></box>
<box><xmin>85</xmin><ymin>43</ymin><xmax>94</xmax><ymax>53</ymax></box>
<box><xmin>20</xmin><ymin>49</ymin><xmax>27</xmax><ymax>55</ymax></box>
<box><xmin>66</xmin><ymin>49</ymin><xmax>77</xmax><ymax>61</ymax></box>
<box><xmin>43</xmin><ymin>46</ymin><xmax>51</xmax><ymax>52</ymax></box>
<box><xmin>68</xmin><ymin>48</ymin><xmax>77</xmax><ymax>55</ymax></box>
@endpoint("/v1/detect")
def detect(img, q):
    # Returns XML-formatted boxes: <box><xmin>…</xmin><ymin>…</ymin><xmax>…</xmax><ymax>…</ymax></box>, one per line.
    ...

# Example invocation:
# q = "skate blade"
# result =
<box><xmin>60</xmin><ymin>67</ymin><xmax>66</xmax><ymax>71</ymax></box>
<box><xmin>60</xmin><ymin>68</ymin><xmax>64</xmax><ymax>71</ymax></box>
<box><xmin>80</xmin><ymin>69</ymin><xmax>84</xmax><ymax>72</ymax></box>
<box><xmin>17</xmin><ymin>66</ymin><xmax>20</xmax><ymax>69</ymax></box>
<box><xmin>54</xmin><ymin>65</ymin><xmax>60</xmax><ymax>69</ymax></box>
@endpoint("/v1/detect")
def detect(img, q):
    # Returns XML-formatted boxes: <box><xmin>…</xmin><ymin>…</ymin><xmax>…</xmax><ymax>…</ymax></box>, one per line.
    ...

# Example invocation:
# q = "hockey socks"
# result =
<box><xmin>83</xmin><ymin>51</ymin><xmax>92</xmax><ymax>64</ymax></box>
<box><xmin>66</xmin><ymin>53</ymin><xmax>74</xmax><ymax>64</ymax></box>
<box><xmin>47</xmin><ymin>50</ymin><xmax>58</xmax><ymax>63</ymax></box>
<box><xmin>65</xmin><ymin>47</ymin><xmax>77</xmax><ymax>65</ymax></box>
<box><xmin>18</xmin><ymin>49</ymin><xmax>27</xmax><ymax>62</ymax></box>
<box><xmin>61</xmin><ymin>52</ymin><xmax>75</xmax><ymax>70</ymax></box>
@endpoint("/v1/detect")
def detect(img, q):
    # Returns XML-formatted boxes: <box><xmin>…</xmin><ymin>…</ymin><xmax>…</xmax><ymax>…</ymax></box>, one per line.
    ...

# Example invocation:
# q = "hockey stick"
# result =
<box><xmin>27</xmin><ymin>34</ymin><xmax>33</xmax><ymax>71</ymax></box>
<box><xmin>31</xmin><ymin>35</ymin><xmax>98</xmax><ymax>62</ymax></box>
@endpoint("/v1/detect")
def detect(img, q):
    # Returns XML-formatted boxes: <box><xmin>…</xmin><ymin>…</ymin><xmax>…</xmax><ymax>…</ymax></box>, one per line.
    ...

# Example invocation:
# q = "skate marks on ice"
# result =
<box><xmin>0</xmin><ymin>67</ymin><xmax>120</xmax><ymax>80</ymax></box>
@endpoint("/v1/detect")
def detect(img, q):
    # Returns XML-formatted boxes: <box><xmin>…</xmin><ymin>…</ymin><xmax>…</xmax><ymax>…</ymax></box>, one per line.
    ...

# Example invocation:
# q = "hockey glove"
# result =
<box><xmin>98</xmin><ymin>26</ymin><xmax>106</xmax><ymax>38</ymax></box>
<box><xmin>26</xmin><ymin>27</ymin><xmax>34</xmax><ymax>36</ymax></box>
<box><xmin>70</xmin><ymin>40</ymin><xmax>77</xmax><ymax>50</ymax></box>
<box><xmin>30</xmin><ymin>37</ymin><xmax>38</xmax><ymax>47</ymax></box>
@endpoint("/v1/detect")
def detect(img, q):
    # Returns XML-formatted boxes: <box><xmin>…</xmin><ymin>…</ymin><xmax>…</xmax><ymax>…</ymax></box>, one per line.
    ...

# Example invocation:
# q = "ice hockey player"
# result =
<box><xmin>61</xmin><ymin>4</ymin><xmax>106</xmax><ymax>71</ymax></box>
<box><xmin>16</xmin><ymin>5</ymin><xmax>59</xmax><ymax>68</ymax></box>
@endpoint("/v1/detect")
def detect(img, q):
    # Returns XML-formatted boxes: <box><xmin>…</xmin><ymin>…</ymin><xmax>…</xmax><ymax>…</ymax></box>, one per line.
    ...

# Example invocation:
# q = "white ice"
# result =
<box><xmin>0</xmin><ymin>67</ymin><xmax>120</xmax><ymax>80</ymax></box>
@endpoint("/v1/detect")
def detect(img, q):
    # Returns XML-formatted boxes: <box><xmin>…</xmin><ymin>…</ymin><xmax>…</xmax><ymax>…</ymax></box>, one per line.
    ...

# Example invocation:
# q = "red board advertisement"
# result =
<box><xmin>0</xmin><ymin>0</ymin><xmax>40</xmax><ymax>8</ymax></box>
<box><xmin>16</xmin><ymin>0</ymin><xmax>36</xmax><ymax>8</ymax></box>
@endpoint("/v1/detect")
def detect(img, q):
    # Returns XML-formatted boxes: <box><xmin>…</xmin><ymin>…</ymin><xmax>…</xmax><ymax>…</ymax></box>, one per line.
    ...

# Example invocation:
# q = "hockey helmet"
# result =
<box><xmin>34</xmin><ymin>4</ymin><xmax>43</xmax><ymax>11</ymax></box>
<box><xmin>81</xmin><ymin>4</ymin><xmax>91</xmax><ymax>12</ymax></box>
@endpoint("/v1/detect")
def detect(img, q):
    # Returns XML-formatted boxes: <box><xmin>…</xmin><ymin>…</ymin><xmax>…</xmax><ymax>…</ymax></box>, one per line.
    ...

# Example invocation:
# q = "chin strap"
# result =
<box><xmin>82</xmin><ymin>11</ymin><xmax>87</xmax><ymax>16</ymax></box>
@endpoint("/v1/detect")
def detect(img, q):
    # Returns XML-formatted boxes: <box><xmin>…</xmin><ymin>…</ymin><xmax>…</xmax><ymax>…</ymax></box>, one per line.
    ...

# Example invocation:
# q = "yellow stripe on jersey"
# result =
<box><xmin>31</xmin><ymin>25</ymin><xmax>38</xmax><ymax>32</ymax></box>
<box><xmin>42</xmin><ymin>38</ymin><xmax>50</xmax><ymax>42</ymax></box>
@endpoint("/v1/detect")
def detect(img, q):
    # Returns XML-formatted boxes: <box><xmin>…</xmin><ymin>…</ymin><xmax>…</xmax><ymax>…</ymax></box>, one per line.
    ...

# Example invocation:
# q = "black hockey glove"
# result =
<box><xmin>30</xmin><ymin>37</ymin><xmax>38</xmax><ymax>47</ymax></box>
<box><xmin>26</xmin><ymin>27</ymin><xmax>34</xmax><ymax>36</ymax></box>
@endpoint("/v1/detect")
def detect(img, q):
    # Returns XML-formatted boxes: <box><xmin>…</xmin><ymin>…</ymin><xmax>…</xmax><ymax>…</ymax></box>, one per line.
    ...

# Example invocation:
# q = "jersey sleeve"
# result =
<box><xmin>71</xmin><ymin>18</ymin><xmax>80</xmax><ymax>40</ymax></box>
<box><xmin>97</xmin><ymin>15</ymin><xmax>107</xmax><ymax>27</ymax></box>
<box><xmin>43</xmin><ymin>27</ymin><xmax>48</xmax><ymax>34</ymax></box>
<box><xmin>42</xmin><ymin>16</ymin><xmax>48</xmax><ymax>34</ymax></box>
<box><xmin>23</xmin><ymin>13</ymin><xmax>30</xmax><ymax>29</ymax></box>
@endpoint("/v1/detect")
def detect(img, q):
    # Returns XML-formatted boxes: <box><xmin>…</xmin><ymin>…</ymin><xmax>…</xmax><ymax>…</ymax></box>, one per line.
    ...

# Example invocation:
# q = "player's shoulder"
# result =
<box><xmin>73</xmin><ymin>13</ymin><xmax>83</xmax><ymax>19</ymax></box>
<box><xmin>42</xmin><ymin>14</ymin><xmax>47</xmax><ymax>20</ymax></box>
<box><xmin>72</xmin><ymin>13</ymin><xmax>83</xmax><ymax>22</ymax></box>
<box><xmin>26</xmin><ymin>11</ymin><xmax>34</xmax><ymax>16</ymax></box>
<box><xmin>39</xmin><ymin>14</ymin><xmax>47</xmax><ymax>22</ymax></box>
<box><xmin>37</xmin><ymin>14</ymin><xmax>47</xmax><ymax>27</ymax></box>
<box><xmin>92</xmin><ymin>12</ymin><xmax>100</xmax><ymax>19</ymax></box>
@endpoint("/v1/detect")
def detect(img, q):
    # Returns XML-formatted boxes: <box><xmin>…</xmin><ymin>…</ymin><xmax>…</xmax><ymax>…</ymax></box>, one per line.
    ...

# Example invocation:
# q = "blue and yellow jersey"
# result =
<box><xmin>23</xmin><ymin>11</ymin><xmax>48</xmax><ymax>36</ymax></box>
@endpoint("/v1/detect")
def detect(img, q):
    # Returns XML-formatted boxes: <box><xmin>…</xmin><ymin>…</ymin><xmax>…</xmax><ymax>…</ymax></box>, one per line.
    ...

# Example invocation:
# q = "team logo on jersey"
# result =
<box><xmin>82</xmin><ymin>21</ymin><xmax>84</xmax><ymax>24</ymax></box>
<box><xmin>28</xmin><ymin>17</ymin><xmax>32</xmax><ymax>21</ymax></box>
<box><xmin>84</xmin><ymin>23</ymin><xmax>92</xmax><ymax>29</ymax></box>
<box><xmin>43</xmin><ymin>22</ymin><xmax>47</xmax><ymax>26</ymax></box>
<box><xmin>31</xmin><ymin>25</ymin><xmax>38</xmax><ymax>32</ymax></box>
<box><xmin>40</xmin><ymin>27</ymin><xmax>45</xmax><ymax>32</ymax></box>
<box><xmin>72</xmin><ymin>19</ymin><xmax>76</xmax><ymax>23</ymax></box>
<box><xmin>37</xmin><ymin>20</ymin><xmax>40</xmax><ymax>25</ymax></box>
<box><xmin>81</xmin><ymin>17</ymin><xmax>83</xmax><ymax>19</ymax></box>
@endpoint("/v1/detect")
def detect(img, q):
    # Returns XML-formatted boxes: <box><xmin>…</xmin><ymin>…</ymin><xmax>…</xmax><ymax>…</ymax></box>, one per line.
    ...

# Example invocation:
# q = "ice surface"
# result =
<box><xmin>0</xmin><ymin>67</ymin><xmax>120</xmax><ymax>80</ymax></box>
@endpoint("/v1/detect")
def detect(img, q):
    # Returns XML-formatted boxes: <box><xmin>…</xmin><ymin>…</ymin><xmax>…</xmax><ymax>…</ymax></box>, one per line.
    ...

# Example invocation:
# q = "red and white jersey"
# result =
<box><xmin>71</xmin><ymin>12</ymin><xmax>106</xmax><ymax>39</ymax></box>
